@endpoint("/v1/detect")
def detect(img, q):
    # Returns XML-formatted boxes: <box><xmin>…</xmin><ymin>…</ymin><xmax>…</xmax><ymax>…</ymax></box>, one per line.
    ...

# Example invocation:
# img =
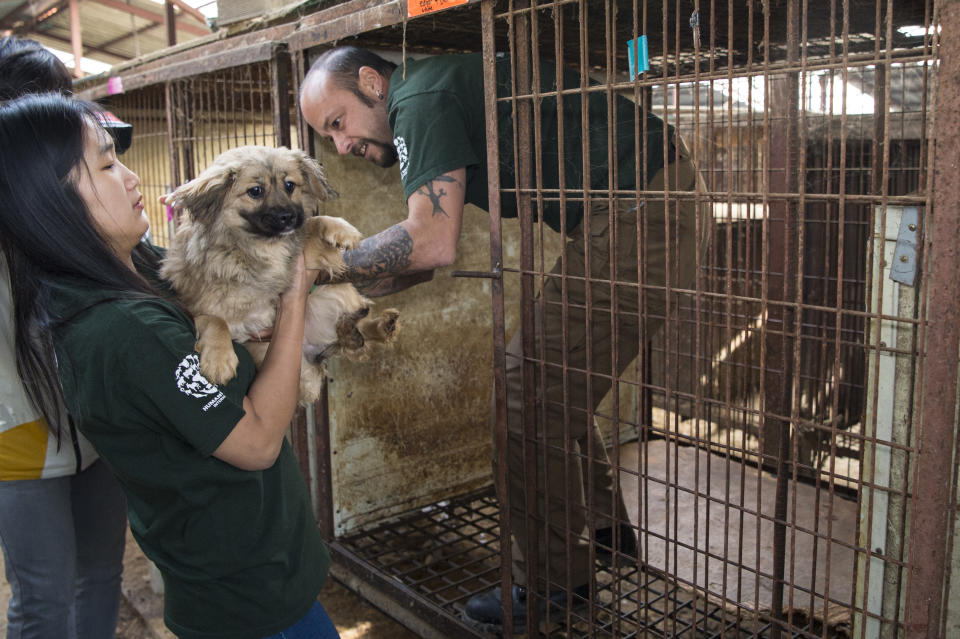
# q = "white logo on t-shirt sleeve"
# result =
<box><xmin>176</xmin><ymin>353</ymin><xmax>225</xmax><ymax>412</ymax></box>
<box><xmin>175</xmin><ymin>354</ymin><xmax>217</xmax><ymax>398</ymax></box>
<box><xmin>175</xmin><ymin>354</ymin><xmax>225</xmax><ymax>410</ymax></box>
<box><xmin>394</xmin><ymin>136</ymin><xmax>409</xmax><ymax>181</ymax></box>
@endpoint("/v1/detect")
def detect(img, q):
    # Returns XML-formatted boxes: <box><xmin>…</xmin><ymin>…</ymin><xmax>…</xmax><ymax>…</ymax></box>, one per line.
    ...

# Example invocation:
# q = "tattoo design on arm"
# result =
<box><xmin>353</xmin><ymin>271</ymin><xmax>433</xmax><ymax>297</ymax></box>
<box><xmin>415</xmin><ymin>175</ymin><xmax>460</xmax><ymax>218</ymax></box>
<box><xmin>344</xmin><ymin>225</ymin><xmax>414</xmax><ymax>288</ymax></box>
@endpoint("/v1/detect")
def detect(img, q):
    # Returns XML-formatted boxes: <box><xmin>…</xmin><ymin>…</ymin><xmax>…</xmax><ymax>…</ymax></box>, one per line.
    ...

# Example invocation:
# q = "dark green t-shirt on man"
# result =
<box><xmin>387</xmin><ymin>52</ymin><xmax>675</xmax><ymax>233</ymax></box>
<box><xmin>49</xmin><ymin>253</ymin><xmax>329</xmax><ymax>639</ymax></box>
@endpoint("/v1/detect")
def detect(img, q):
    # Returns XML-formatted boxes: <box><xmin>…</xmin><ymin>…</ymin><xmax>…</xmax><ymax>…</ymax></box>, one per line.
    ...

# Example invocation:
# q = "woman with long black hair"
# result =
<box><xmin>0</xmin><ymin>35</ymin><xmax>129</xmax><ymax>639</ymax></box>
<box><xmin>0</xmin><ymin>93</ymin><xmax>340</xmax><ymax>639</ymax></box>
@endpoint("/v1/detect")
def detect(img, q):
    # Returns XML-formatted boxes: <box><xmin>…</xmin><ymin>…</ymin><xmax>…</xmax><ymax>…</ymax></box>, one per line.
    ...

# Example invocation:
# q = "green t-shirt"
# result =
<box><xmin>49</xmin><ymin>253</ymin><xmax>329</xmax><ymax>639</ymax></box>
<box><xmin>388</xmin><ymin>53</ymin><xmax>674</xmax><ymax>233</ymax></box>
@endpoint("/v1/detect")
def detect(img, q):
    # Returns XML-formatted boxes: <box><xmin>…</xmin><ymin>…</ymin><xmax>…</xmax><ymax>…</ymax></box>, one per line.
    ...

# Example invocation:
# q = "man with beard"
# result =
<box><xmin>300</xmin><ymin>45</ymin><xmax>707</xmax><ymax>634</ymax></box>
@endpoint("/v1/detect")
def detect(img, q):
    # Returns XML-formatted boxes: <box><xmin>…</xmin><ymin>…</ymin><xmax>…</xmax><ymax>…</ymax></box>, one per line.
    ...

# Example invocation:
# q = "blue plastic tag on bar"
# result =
<box><xmin>627</xmin><ymin>36</ymin><xmax>649</xmax><ymax>78</ymax></box>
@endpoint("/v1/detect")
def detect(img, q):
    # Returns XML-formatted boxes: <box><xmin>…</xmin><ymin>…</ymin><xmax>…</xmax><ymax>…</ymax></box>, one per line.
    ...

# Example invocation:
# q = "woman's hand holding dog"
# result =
<box><xmin>251</xmin><ymin>256</ymin><xmax>320</xmax><ymax>343</ymax></box>
<box><xmin>288</xmin><ymin>252</ymin><xmax>322</xmax><ymax>301</ymax></box>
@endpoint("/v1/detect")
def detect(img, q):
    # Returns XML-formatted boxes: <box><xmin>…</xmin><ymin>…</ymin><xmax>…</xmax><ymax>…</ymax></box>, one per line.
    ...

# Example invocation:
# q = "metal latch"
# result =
<box><xmin>890</xmin><ymin>206</ymin><xmax>918</xmax><ymax>287</ymax></box>
<box><xmin>451</xmin><ymin>265</ymin><xmax>502</xmax><ymax>280</ymax></box>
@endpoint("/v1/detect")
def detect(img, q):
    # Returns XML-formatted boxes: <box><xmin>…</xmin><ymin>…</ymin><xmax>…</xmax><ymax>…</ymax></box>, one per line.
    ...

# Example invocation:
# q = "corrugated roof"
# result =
<box><xmin>1</xmin><ymin>0</ymin><xmax>213</xmax><ymax>70</ymax></box>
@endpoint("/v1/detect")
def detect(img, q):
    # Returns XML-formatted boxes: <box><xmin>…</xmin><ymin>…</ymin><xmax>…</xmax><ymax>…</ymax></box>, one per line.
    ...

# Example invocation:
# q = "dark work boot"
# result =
<box><xmin>595</xmin><ymin>523</ymin><xmax>638</xmax><ymax>566</ymax></box>
<box><xmin>462</xmin><ymin>582</ymin><xmax>590</xmax><ymax>634</ymax></box>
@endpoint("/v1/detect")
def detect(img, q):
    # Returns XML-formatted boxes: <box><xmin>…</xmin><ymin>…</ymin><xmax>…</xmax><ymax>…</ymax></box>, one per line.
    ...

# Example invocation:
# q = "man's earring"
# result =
<box><xmin>377</xmin><ymin>90</ymin><xmax>384</xmax><ymax>100</ymax></box>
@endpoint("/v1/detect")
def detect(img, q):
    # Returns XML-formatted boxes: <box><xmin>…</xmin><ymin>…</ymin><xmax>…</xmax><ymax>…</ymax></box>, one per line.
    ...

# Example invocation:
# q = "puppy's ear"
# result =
<box><xmin>171</xmin><ymin>163</ymin><xmax>238</xmax><ymax>225</ymax></box>
<box><xmin>294</xmin><ymin>150</ymin><xmax>339</xmax><ymax>203</ymax></box>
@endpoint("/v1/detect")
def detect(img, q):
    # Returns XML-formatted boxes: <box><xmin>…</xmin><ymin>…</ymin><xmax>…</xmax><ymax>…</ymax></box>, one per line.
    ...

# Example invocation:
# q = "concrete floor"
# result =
<box><xmin>619</xmin><ymin>440</ymin><xmax>858</xmax><ymax>626</ymax></box>
<box><xmin>0</xmin><ymin>526</ymin><xmax>417</xmax><ymax>639</ymax></box>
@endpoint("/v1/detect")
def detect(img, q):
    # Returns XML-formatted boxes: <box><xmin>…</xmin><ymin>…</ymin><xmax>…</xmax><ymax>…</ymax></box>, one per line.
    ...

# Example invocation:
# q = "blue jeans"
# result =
<box><xmin>0</xmin><ymin>460</ymin><xmax>127</xmax><ymax>639</ymax></box>
<box><xmin>262</xmin><ymin>601</ymin><xmax>340</xmax><ymax>639</ymax></box>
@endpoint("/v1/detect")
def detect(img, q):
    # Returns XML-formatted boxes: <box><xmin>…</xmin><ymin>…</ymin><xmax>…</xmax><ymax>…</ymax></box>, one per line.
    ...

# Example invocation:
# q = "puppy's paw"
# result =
<box><xmin>298</xmin><ymin>360</ymin><xmax>325</xmax><ymax>405</ymax></box>
<box><xmin>307</xmin><ymin>216</ymin><xmax>362</xmax><ymax>250</ymax></box>
<box><xmin>197</xmin><ymin>342</ymin><xmax>239</xmax><ymax>384</ymax></box>
<box><xmin>323</xmin><ymin>216</ymin><xmax>363</xmax><ymax>250</ymax></box>
<box><xmin>335</xmin><ymin>312</ymin><xmax>366</xmax><ymax>353</ymax></box>
<box><xmin>303</xmin><ymin>216</ymin><xmax>360</xmax><ymax>275</ymax></box>
<box><xmin>358</xmin><ymin>308</ymin><xmax>400</xmax><ymax>343</ymax></box>
<box><xmin>194</xmin><ymin>315</ymin><xmax>239</xmax><ymax>384</ymax></box>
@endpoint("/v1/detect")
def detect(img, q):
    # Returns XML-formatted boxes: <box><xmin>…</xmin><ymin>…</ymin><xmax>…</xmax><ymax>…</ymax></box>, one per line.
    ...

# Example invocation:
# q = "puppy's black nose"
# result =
<box><xmin>246</xmin><ymin>205</ymin><xmax>305</xmax><ymax>237</ymax></box>
<box><xmin>266</xmin><ymin>209</ymin><xmax>296</xmax><ymax>230</ymax></box>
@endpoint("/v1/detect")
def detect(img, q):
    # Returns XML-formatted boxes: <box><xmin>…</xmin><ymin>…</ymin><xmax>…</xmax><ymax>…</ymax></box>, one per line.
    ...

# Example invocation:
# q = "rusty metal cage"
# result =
<box><xmin>460</xmin><ymin>2</ymin><xmax>947</xmax><ymax>637</ymax></box>
<box><xmin>91</xmin><ymin>47</ymin><xmax>299</xmax><ymax>247</ymax></box>
<box><xmin>74</xmin><ymin>0</ymin><xmax>960</xmax><ymax>637</ymax></box>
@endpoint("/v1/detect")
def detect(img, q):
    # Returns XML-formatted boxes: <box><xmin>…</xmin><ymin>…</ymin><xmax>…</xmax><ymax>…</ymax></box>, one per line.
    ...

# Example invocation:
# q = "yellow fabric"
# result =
<box><xmin>0</xmin><ymin>418</ymin><xmax>49</xmax><ymax>480</ymax></box>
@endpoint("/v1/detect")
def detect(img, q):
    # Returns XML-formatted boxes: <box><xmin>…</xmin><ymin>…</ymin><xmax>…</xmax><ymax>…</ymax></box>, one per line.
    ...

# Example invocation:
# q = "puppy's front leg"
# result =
<box><xmin>298</xmin><ymin>358</ymin><xmax>325</xmax><ymax>405</ymax></box>
<box><xmin>302</xmin><ymin>215</ymin><xmax>363</xmax><ymax>276</ymax></box>
<box><xmin>194</xmin><ymin>314</ymin><xmax>239</xmax><ymax>384</ymax></box>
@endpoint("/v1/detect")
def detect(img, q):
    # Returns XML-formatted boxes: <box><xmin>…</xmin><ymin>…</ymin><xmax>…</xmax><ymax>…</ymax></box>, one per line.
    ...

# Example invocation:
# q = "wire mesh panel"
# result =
<box><xmin>166</xmin><ymin>61</ymin><xmax>286</xmax><ymax>179</ymax></box>
<box><xmin>97</xmin><ymin>84</ymin><xmax>175</xmax><ymax>247</ymax></box>
<box><xmin>471</xmin><ymin>1</ymin><xmax>947</xmax><ymax>637</ymax></box>
<box><xmin>96</xmin><ymin>55</ymin><xmax>297</xmax><ymax>247</ymax></box>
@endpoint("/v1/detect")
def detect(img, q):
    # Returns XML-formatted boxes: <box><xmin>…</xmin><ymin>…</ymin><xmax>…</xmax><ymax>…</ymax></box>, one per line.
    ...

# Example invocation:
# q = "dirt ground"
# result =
<box><xmin>0</xmin><ymin>526</ymin><xmax>418</xmax><ymax>639</ymax></box>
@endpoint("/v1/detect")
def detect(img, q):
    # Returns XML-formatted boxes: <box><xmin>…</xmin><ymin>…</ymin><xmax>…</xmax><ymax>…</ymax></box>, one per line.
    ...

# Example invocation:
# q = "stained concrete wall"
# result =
<box><xmin>313</xmin><ymin>124</ymin><xmax>590</xmax><ymax>534</ymax></box>
<box><xmin>316</xmin><ymin>144</ymin><xmax>504</xmax><ymax>535</ymax></box>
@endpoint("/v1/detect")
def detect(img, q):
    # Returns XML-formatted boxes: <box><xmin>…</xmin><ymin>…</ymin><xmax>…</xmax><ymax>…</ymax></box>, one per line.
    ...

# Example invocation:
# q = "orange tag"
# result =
<box><xmin>407</xmin><ymin>0</ymin><xmax>468</xmax><ymax>17</ymax></box>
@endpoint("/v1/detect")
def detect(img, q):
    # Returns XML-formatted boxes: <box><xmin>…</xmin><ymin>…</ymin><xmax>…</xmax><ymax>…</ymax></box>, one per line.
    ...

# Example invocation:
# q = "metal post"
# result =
<box><xmin>164</xmin><ymin>81</ymin><xmax>181</xmax><ymax>193</ymax></box>
<box><xmin>764</xmin><ymin>1</ymin><xmax>801</xmax><ymax>634</ymax></box>
<box><xmin>480</xmin><ymin>0</ymin><xmax>513</xmax><ymax>634</ymax></box>
<box><xmin>903</xmin><ymin>1</ymin><xmax>960</xmax><ymax>636</ymax></box>
<box><xmin>511</xmin><ymin>2</ymin><xmax>539</xmax><ymax>635</ymax></box>
<box><xmin>165</xmin><ymin>0</ymin><xmax>177</xmax><ymax>47</ymax></box>
<box><xmin>314</xmin><ymin>384</ymin><xmax>335</xmax><ymax>539</ymax></box>
<box><xmin>69</xmin><ymin>0</ymin><xmax>83</xmax><ymax>78</ymax></box>
<box><xmin>270</xmin><ymin>46</ymin><xmax>292</xmax><ymax>148</ymax></box>
<box><xmin>291</xmin><ymin>49</ymin><xmax>316</xmax><ymax>156</ymax></box>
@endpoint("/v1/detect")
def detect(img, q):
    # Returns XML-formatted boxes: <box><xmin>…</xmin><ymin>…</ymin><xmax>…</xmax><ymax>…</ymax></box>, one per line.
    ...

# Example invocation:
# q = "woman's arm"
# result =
<box><xmin>211</xmin><ymin>254</ymin><xmax>316</xmax><ymax>470</ymax></box>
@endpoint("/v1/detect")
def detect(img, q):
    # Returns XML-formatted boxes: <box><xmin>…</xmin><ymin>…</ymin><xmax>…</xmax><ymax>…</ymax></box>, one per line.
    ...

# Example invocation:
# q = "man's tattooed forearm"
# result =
<box><xmin>355</xmin><ymin>270</ymin><xmax>434</xmax><ymax>297</ymax></box>
<box><xmin>354</xmin><ymin>277</ymin><xmax>405</xmax><ymax>297</ymax></box>
<box><xmin>416</xmin><ymin>175</ymin><xmax>459</xmax><ymax>218</ymax></box>
<box><xmin>344</xmin><ymin>225</ymin><xmax>413</xmax><ymax>279</ymax></box>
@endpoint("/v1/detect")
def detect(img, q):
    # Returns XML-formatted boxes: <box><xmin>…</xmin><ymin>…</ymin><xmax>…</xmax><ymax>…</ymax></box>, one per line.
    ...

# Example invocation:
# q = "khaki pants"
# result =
<box><xmin>496</xmin><ymin>147</ymin><xmax>708</xmax><ymax>589</ymax></box>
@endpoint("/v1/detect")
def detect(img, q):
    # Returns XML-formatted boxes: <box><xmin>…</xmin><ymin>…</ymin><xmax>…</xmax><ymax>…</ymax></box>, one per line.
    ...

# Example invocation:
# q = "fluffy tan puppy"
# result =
<box><xmin>160</xmin><ymin>145</ymin><xmax>399</xmax><ymax>404</ymax></box>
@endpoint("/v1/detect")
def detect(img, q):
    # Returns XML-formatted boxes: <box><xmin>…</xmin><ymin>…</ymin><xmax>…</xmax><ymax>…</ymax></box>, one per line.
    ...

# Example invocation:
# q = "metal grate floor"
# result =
<box><xmin>337</xmin><ymin>488</ymin><xmax>846</xmax><ymax>638</ymax></box>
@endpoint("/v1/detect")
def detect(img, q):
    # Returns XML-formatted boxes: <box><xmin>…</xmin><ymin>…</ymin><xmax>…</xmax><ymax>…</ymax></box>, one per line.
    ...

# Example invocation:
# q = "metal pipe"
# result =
<box><xmin>481</xmin><ymin>2</ymin><xmax>513</xmax><ymax>636</ymax></box>
<box><xmin>903</xmin><ymin>1</ymin><xmax>960</xmax><ymax>635</ymax></box>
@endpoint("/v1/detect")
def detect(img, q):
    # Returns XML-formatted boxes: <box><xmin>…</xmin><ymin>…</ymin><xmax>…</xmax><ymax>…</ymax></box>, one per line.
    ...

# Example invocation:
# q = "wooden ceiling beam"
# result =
<box><xmin>89</xmin><ymin>0</ymin><xmax>210</xmax><ymax>37</ymax></box>
<box><xmin>68</xmin><ymin>0</ymin><xmax>82</xmax><ymax>76</ymax></box>
<box><xmin>99</xmin><ymin>20</ymin><xmax>158</xmax><ymax>51</ymax></box>
<box><xmin>30</xmin><ymin>28</ymin><xmax>128</xmax><ymax>60</ymax></box>
<box><xmin>165</xmin><ymin>0</ymin><xmax>206</xmax><ymax>25</ymax></box>
<box><xmin>0</xmin><ymin>0</ymin><xmax>69</xmax><ymax>32</ymax></box>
